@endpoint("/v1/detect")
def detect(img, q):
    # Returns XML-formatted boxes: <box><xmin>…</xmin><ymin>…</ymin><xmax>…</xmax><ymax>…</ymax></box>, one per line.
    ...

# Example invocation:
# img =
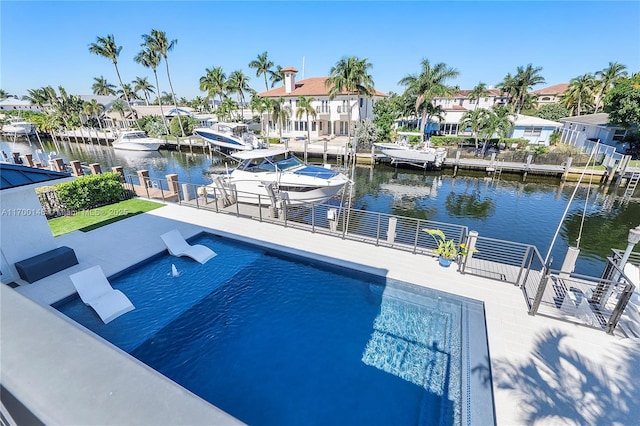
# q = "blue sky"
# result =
<box><xmin>2</xmin><ymin>1</ymin><xmax>639</xmax><ymax>100</ymax></box>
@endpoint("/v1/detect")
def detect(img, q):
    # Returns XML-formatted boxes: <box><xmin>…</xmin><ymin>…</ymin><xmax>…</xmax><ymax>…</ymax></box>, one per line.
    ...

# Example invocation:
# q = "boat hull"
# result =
<box><xmin>112</xmin><ymin>142</ymin><xmax>161</xmax><ymax>151</ymax></box>
<box><xmin>208</xmin><ymin>172</ymin><xmax>348</xmax><ymax>206</ymax></box>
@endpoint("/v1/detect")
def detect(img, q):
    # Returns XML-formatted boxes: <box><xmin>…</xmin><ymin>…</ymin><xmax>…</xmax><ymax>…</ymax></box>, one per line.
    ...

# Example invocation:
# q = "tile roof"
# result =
<box><xmin>257</xmin><ymin>77</ymin><xmax>387</xmax><ymax>98</ymax></box>
<box><xmin>281</xmin><ymin>67</ymin><xmax>298</xmax><ymax>73</ymax></box>
<box><xmin>532</xmin><ymin>83</ymin><xmax>570</xmax><ymax>95</ymax></box>
<box><xmin>0</xmin><ymin>163</ymin><xmax>71</xmax><ymax>191</ymax></box>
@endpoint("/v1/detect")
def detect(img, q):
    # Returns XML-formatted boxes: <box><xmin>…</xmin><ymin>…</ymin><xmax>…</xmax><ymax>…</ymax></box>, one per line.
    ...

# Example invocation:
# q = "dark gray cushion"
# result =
<box><xmin>15</xmin><ymin>246</ymin><xmax>78</xmax><ymax>283</ymax></box>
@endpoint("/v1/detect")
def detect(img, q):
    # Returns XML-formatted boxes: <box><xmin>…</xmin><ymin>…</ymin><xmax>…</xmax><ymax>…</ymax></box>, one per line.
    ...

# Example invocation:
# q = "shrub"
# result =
<box><xmin>55</xmin><ymin>172</ymin><xmax>127</xmax><ymax>211</ymax></box>
<box><xmin>169</xmin><ymin>116</ymin><xmax>198</xmax><ymax>136</ymax></box>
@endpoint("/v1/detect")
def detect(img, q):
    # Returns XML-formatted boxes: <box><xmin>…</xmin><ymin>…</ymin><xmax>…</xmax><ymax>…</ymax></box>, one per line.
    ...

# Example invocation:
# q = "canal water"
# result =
<box><xmin>2</xmin><ymin>138</ymin><xmax>638</xmax><ymax>278</ymax></box>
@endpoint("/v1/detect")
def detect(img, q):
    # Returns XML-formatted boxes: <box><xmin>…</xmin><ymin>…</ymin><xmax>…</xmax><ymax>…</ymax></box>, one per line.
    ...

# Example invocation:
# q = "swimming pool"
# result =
<box><xmin>56</xmin><ymin>233</ymin><xmax>494</xmax><ymax>425</ymax></box>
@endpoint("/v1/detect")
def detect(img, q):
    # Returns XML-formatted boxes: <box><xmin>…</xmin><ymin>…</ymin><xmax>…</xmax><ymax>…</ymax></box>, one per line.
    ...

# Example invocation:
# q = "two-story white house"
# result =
<box><xmin>427</xmin><ymin>89</ymin><xmax>511</xmax><ymax>135</ymax></box>
<box><xmin>256</xmin><ymin>67</ymin><xmax>387</xmax><ymax>140</ymax></box>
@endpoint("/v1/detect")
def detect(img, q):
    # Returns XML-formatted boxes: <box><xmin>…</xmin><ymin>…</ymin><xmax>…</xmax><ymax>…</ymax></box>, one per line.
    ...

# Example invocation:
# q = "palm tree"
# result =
<box><xmin>88</xmin><ymin>35</ymin><xmax>137</xmax><ymax>123</ymax></box>
<box><xmin>133</xmin><ymin>76</ymin><xmax>155</xmax><ymax>105</ymax></box>
<box><xmin>227</xmin><ymin>70</ymin><xmax>251</xmax><ymax>120</ymax></box>
<box><xmin>398</xmin><ymin>59</ymin><xmax>459</xmax><ymax>143</ymax></box>
<box><xmin>117</xmin><ymin>83</ymin><xmax>140</xmax><ymax>102</ymax></box>
<box><xmin>295</xmin><ymin>96</ymin><xmax>317</xmax><ymax>161</ymax></box>
<box><xmin>326</xmin><ymin>56</ymin><xmax>375</xmax><ymax>145</ymax></box>
<box><xmin>269</xmin><ymin>65</ymin><xmax>284</xmax><ymax>88</ymax></box>
<box><xmin>134</xmin><ymin>46</ymin><xmax>169</xmax><ymax>134</ymax></box>
<box><xmin>561</xmin><ymin>73</ymin><xmax>596</xmax><ymax>116</ymax></box>
<box><xmin>199</xmin><ymin>66</ymin><xmax>227</xmax><ymax>111</ymax></box>
<box><xmin>468</xmin><ymin>82</ymin><xmax>490</xmax><ymax>110</ymax></box>
<box><xmin>91</xmin><ymin>76</ymin><xmax>117</xmax><ymax>96</ymax></box>
<box><xmin>142</xmin><ymin>29</ymin><xmax>184</xmax><ymax>136</ymax></box>
<box><xmin>25</xmin><ymin>87</ymin><xmax>50</xmax><ymax>109</ymax></box>
<box><xmin>248</xmin><ymin>51</ymin><xmax>274</xmax><ymax>92</ymax></box>
<box><xmin>0</xmin><ymin>89</ymin><xmax>8</xmax><ymax>99</ymax></box>
<box><xmin>250</xmin><ymin>96</ymin><xmax>270</xmax><ymax>140</ymax></box>
<box><xmin>271</xmin><ymin>97</ymin><xmax>291</xmax><ymax>141</ymax></box>
<box><xmin>497</xmin><ymin>72</ymin><xmax>519</xmax><ymax>111</ymax></box>
<box><xmin>512</xmin><ymin>64</ymin><xmax>546</xmax><ymax>114</ymax></box>
<box><xmin>110</xmin><ymin>99</ymin><xmax>127</xmax><ymax>123</ymax></box>
<box><xmin>460</xmin><ymin>108</ymin><xmax>491</xmax><ymax>150</ymax></box>
<box><xmin>83</xmin><ymin>99</ymin><xmax>105</xmax><ymax>128</ymax></box>
<box><xmin>218</xmin><ymin>97</ymin><xmax>238</xmax><ymax>121</ymax></box>
<box><xmin>594</xmin><ymin>62</ymin><xmax>628</xmax><ymax>112</ymax></box>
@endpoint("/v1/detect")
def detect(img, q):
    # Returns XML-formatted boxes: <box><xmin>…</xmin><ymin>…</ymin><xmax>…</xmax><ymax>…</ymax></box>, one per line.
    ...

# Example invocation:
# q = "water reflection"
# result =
<box><xmin>2</xmin><ymin>138</ymin><xmax>638</xmax><ymax>277</ymax></box>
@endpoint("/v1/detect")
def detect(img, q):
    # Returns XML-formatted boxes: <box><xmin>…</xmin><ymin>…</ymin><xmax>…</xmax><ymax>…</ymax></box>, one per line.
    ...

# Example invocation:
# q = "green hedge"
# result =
<box><xmin>55</xmin><ymin>172</ymin><xmax>127</xmax><ymax>211</ymax></box>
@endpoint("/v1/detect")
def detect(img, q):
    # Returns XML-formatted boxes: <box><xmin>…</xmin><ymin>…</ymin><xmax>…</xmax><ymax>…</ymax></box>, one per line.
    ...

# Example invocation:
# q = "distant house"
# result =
<box><xmin>0</xmin><ymin>98</ymin><xmax>40</xmax><ymax>112</ymax></box>
<box><xmin>0</xmin><ymin>163</ymin><xmax>73</xmax><ymax>284</ymax></box>
<box><xmin>559</xmin><ymin>113</ymin><xmax>631</xmax><ymax>148</ymax></box>
<box><xmin>531</xmin><ymin>84</ymin><xmax>569</xmax><ymax>109</ymax></box>
<box><xmin>510</xmin><ymin>115</ymin><xmax>562</xmax><ymax>145</ymax></box>
<box><xmin>403</xmin><ymin>89</ymin><xmax>511</xmax><ymax>136</ymax></box>
<box><xmin>257</xmin><ymin>66</ymin><xmax>387</xmax><ymax>140</ymax></box>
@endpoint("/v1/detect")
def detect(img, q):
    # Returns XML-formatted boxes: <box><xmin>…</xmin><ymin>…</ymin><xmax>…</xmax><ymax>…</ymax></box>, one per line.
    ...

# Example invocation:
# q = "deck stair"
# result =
<box><xmin>622</xmin><ymin>172</ymin><xmax>640</xmax><ymax>203</ymax></box>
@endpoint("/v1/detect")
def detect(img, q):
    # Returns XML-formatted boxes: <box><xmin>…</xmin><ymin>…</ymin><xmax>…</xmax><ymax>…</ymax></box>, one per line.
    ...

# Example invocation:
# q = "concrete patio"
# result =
<box><xmin>2</xmin><ymin>202</ymin><xmax>639</xmax><ymax>425</ymax></box>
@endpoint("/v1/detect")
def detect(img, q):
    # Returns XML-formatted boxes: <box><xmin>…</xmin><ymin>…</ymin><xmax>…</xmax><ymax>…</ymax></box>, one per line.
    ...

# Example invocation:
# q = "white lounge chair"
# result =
<box><xmin>69</xmin><ymin>265</ymin><xmax>135</xmax><ymax>324</ymax></box>
<box><xmin>160</xmin><ymin>230</ymin><xmax>217</xmax><ymax>264</ymax></box>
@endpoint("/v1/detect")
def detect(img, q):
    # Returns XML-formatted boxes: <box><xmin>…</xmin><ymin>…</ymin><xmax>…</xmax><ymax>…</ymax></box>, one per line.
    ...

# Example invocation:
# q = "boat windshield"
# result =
<box><xmin>122</xmin><ymin>132</ymin><xmax>147</xmax><ymax>140</ymax></box>
<box><xmin>238</xmin><ymin>155</ymin><xmax>303</xmax><ymax>172</ymax></box>
<box><xmin>274</xmin><ymin>156</ymin><xmax>304</xmax><ymax>171</ymax></box>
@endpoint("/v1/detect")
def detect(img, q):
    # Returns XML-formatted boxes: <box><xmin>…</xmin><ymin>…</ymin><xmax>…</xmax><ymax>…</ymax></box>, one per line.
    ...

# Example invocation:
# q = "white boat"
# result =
<box><xmin>193</xmin><ymin>122</ymin><xmax>261</xmax><ymax>151</ymax></box>
<box><xmin>2</xmin><ymin>118</ymin><xmax>36</xmax><ymax>137</ymax></box>
<box><xmin>207</xmin><ymin>148</ymin><xmax>350</xmax><ymax>205</ymax></box>
<box><xmin>112</xmin><ymin>130</ymin><xmax>163</xmax><ymax>151</ymax></box>
<box><xmin>378</xmin><ymin>145</ymin><xmax>447</xmax><ymax>169</ymax></box>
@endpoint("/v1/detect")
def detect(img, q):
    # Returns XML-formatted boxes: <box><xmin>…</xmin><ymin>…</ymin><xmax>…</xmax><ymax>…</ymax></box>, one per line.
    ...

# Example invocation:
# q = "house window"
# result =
<box><xmin>312</xmin><ymin>122</ymin><xmax>316</xmax><ymax>131</ymax></box>
<box><xmin>342</xmin><ymin>100</ymin><xmax>347</xmax><ymax>112</ymax></box>
<box><xmin>523</xmin><ymin>127</ymin><xmax>542</xmax><ymax>137</ymax></box>
<box><xmin>613</xmin><ymin>128</ymin><xmax>626</xmax><ymax>141</ymax></box>
<box><xmin>360</xmin><ymin>98</ymin><xmax>363</xmax><ymax>108</ymax></box>
<box><xmin>319</xmin><ymin>122</ymin><xmax>323</xmax><ymax>131</ymax></box>
<box><xmin>541</xmin><ymin>97</ymin><xmax>551</xmax><ymax>101</ymax></box>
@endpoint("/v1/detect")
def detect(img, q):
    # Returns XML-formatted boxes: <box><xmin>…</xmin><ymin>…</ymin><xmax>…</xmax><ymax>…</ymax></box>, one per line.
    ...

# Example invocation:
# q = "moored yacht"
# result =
<box><xmin>2</xmin><ymin>118</ymin><xmax>36</xmax><ymax>137</ymax></box>
<box><xmin>207</xmin><ymin>148</ymin><xmax>349</xmax><ymax>205</ymax></box>
<box><xmin>112</xmin><ymin>130</ymin><xmax>163</xmax><ymax>151</ymax></box>
<box><xmin>193</xmin><ymin>122</ymin><xmax>261</xmax><ymax>151</ymax></box>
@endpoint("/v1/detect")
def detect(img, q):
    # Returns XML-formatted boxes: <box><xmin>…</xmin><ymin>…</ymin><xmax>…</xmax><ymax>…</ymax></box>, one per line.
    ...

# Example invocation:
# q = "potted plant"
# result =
<box><xmin>423</xmin><ymin>228</ymin><xmax>475</xmax><ymax>267</ymax></box>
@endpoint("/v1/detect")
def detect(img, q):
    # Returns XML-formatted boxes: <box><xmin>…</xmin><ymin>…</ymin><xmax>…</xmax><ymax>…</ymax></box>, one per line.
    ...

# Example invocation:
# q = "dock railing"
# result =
<box><xmin>124</xmin><ymin>173</ymin><xmax>635</xmax><ymax>335</ymax></box>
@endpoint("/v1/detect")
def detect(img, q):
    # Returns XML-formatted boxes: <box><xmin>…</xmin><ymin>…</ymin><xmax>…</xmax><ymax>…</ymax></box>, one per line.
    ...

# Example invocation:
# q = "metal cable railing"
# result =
<box><xmin>123</xmin><ymin>173</ymin><xmax>637</xmax><ymax>335</ymax></box>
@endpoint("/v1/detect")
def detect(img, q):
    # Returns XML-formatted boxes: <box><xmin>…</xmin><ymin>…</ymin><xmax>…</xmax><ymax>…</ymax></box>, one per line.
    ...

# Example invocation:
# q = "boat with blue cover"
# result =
<box><xmin>207</xmin><ymin>148</ymin><xmax>349</xmax><ymax>205</ymax></box>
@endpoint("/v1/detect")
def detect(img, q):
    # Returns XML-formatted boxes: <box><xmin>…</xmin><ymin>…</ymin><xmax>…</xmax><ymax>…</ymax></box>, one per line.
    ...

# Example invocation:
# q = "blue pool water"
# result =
<box><xmin>57</xmin><ymin>234</ymin><xmax>493</xmax><ymax>425</ymax></box>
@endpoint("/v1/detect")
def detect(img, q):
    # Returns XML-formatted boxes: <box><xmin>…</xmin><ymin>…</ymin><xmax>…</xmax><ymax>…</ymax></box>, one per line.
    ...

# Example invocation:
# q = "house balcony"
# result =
<box><xmin>336</xmin><ymin>106</ymin><xmax>351</xmax><ymax>120</ymax></box>
<box><xmin>315</xmin><ymin>107</ymin><xmax>330</xmax><ymax>120</ymax></box>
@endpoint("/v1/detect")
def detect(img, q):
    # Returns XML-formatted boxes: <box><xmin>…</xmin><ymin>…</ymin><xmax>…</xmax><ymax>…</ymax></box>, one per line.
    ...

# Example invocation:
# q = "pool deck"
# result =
<box><xmin>3</xmin><ymin>202</ymin><xmax>640</xmax><ymax>425</ymax></box>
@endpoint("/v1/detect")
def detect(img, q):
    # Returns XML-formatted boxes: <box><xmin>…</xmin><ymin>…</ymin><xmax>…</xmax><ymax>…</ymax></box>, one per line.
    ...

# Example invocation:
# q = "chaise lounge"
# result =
<box><xmin>160</xmin><ymin>229</ymin><xmax>217</xmax><ymax>264</ymax></box>
<box><xmin>69</xmin><ymin>265</ymin><xmax>135</xmax><ymax>324</ymax></box>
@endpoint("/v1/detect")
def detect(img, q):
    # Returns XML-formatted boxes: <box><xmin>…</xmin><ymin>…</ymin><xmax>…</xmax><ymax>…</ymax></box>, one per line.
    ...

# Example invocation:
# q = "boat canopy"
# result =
<box><xmin>231</xmin><ymin>148</ymin><xmax>288</xmax><ymax>160</ymax></box>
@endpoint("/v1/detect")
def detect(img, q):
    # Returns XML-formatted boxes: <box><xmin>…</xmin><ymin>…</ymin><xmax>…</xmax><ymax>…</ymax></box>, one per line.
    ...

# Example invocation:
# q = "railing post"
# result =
<box><xmin>194</xmin><ymin>184</ymin><xmax>200</xmax><ymax>209</ymax></box>
<box><xmin>529</xmin><ymin>264</ymin><xmax>551</xmax><ymax>315</ymax></box>
<box><xmin>376</xmin><ymin>214</ymin><xmax>381</xmax><ymax>246</ymax></box>
<box><xmin>311</xmin><ymin>204</ymin><xmax>315</xmax><ymax>233</ymax></box>
<box><xmin>606</xmin><ymin>282</ymin><xmax>635</xmax><ymax>334</ymax></box>
<box><xmin>258</xmin><ymin>194</ymin><xmax>263</xmax><ymax>222</ymax></box>
<box><xmin>387</xmin><ymin>217</ymin><xmax>397</xmax><ymax>245</ymax></box>
<box><xmin>515</xmin><ymin>245</ymin><xmax>531</xmax><ymax>286</ymax></box>
<box><xmin>413</xmin><ymin>220</ymin><xmax>420</xmax><ymax>254</ymax></box>
<box><xmin>461</xmin><ymin>231</ymin><xmax>478</xmax><ymax>274</ymax></box>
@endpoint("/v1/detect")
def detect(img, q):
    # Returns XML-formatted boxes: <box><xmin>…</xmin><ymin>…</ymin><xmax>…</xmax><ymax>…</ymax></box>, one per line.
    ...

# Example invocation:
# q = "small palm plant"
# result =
<box><xmin>423</xmin><ymin>229</ymin><xmax>476</xmax><ymax>266</ymax></box>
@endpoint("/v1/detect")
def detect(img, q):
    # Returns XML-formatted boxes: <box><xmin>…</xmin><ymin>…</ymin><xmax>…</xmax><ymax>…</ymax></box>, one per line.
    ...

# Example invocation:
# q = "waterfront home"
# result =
<box><xmin>510</xmin><ymin>114</ymin><xmax>562</xmax><ymax>145</ymax></box>
<box><xmin>0</xmin><ymin>97</ymin><xmax>40</xmax><ymax>112</ymax></box>
<box><xmin>257</xmin><ymin>67</ymin><xmax>388</xmax><ymax>140</ymax></box>
<box><xmin>531</xmin><ymin>83</ymin><xmax>570</xmax><ymax>109</ymax></box>
<box><xmin>559</xmin><ymin>113</ymin><xmax>633</xmax><ymax>149</ymax></box>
